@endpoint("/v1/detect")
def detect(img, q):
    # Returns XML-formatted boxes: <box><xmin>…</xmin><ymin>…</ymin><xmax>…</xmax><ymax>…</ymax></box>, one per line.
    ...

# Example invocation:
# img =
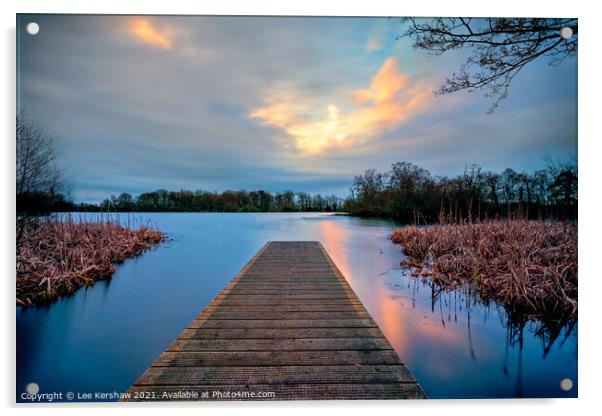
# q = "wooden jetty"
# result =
<box><xmin>124</xmin><ymin>241</ymin><xmax>426</xmax><ymax>401</ymax></box>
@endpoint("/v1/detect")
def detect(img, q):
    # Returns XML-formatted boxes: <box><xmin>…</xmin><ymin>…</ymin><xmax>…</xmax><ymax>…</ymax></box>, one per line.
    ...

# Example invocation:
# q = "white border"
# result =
<box><xmin>2</xmin><ymin>1</ymin><xmax>600</xmax><ymax>416</ymax></box>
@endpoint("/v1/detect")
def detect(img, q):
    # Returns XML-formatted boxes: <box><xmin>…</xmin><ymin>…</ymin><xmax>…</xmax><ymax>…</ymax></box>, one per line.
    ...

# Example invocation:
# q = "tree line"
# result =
<box><xmin>76</xmin><ymin>189</ymin><xmax>343</xmax><ymax>213</ymax></box>
<box><xmin>345</xmin><ymin>160</ymin><xmax>577</xmax><ymax>223</ymax></box>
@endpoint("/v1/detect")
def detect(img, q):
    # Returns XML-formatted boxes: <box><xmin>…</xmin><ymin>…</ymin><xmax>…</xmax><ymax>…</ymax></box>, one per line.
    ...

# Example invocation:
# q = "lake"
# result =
<box><xmin>16</xmin><ymin>212</ymin><xmax>577</xmax><ymax>400</ymax></box>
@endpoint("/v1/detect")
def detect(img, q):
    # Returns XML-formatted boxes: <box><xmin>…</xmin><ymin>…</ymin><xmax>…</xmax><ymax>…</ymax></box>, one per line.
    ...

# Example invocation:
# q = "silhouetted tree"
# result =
<box><xmin>116</xmin><ymin>193</ymin><xmax>135</xmax><ymax>211</ymax></box>
<box><xmin>548</xmin><ymin>170</ymin><xmax>577</xmax><ymax>220</ymax></box>
<box><xmin>350</xmin><ymin>169</ymin><xmax>387</xmax><ymax>216</ymax></box>
<box><xmin>345</xmin><ymin>160</ymin><xmax>576</xmax><ymax>223</ymax></box>
<box><xmin>16</xmin><ymin>113</ymin><xmax>65</xmax><ymax>241</ymax></box>
<box><xmin>400</xmin><ymin>18</ymin><xmax>578</xmax><ymax>111</ymax></box>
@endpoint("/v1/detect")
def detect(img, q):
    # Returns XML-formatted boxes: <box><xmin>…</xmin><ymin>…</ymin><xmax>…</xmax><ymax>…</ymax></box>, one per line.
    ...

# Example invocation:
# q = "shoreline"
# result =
<box><xmin>16</xmin><ymin>217</ymin><xmax>166</xmax><ymax>307</ymax></box>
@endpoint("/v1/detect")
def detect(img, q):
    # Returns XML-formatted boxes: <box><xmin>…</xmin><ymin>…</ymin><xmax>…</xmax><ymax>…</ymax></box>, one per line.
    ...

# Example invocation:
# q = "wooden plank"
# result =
<box><xmin>201</xmin><ymin>304</ymin><xmax>369</xmax><ymax>313</ymax></box>
<box><xmin>214</xmin><ymin>294</ymin><xmax>357</xmax><ymax>299</ymax></box>
<box><xmin>229</xmin><ymin>284</ymin><xmax>348</xmax><ymax>289</ymax></box>
<box><xmin>225</xmin><ymin>289</ymin><xmax>355</xmax><ymax>295</ymax></box>
<box><xmin>188</xmin><ymin>319</ymin><xmax>379</xmax><ymax>329</ymax></box>
<box><xmin>167</xmin><ymin>338</ymin><xmax>392</xmax><ymax>352</ymax></box>
<box><xmin>235</xmin><ymin>277</ymin><xmax>347</xmax><ymax>281</ymax></box>
<box><xmin>179</xmin><ymin>327</ymin><xmax>382</xmax><ymax>339</ymax></box>
<box><xmin>123</xmin><ymin>241</ymin><xmax>426</xmax><ymax>401</ymax></box>
<box><xmin>203</xmin><ymin>311</ymin><xmax>371</xmax><ymax>320</ymax></box>
<box><xmin>152</xmin><ymin>350</ymin><xmax>403</xmax><ymax>367</ymax></box>
<box><xmin>135</xmin><ymin>365</ymin><xmax>416</xmax><ymax>385</ymax></box>
<box><xmin>214</xmin><ymin>298</ymin><xmax>364</xmax><ymax>306</ymax></box>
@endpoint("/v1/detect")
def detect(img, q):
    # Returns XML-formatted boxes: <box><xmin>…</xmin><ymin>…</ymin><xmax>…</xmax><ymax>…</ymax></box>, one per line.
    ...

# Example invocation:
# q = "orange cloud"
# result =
<box><xmin>352</xmin><ymin>57</ymin><xmax>430</xmax><ymax>131</ymax></box>
<box><xmin>130</xmin><ymin>18</ymin><xmax>172</xmax><ymax>49</ymax></box>
<box><xmin>250</xmin><ymin>57</ymin><xmax>432</xmax><ymax>154</ymax></box>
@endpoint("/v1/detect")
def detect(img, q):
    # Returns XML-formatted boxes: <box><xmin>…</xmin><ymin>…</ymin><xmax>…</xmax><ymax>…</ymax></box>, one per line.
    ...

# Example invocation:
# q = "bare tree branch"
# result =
<box><xmin>16</xmin><ymin>112</ymin><xmax>63</xmax><ymax>242</ymax></box>
<box><xmin>399</xmin><ymin>18</ymin><xmax>578</xmax><ymax>112</ymax></box>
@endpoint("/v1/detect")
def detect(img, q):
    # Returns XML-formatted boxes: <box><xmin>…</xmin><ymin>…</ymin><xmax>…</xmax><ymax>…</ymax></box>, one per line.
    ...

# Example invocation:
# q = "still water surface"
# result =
<box><xmin>16</xmin><ymin>213</ymin><xmax>577</xmax><ymax>400</ymax></box>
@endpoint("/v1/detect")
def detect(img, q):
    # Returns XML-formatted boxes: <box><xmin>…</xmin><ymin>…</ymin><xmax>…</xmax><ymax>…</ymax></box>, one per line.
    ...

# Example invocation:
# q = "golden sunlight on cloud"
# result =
<box><xmin>130</xmin><ymin>19</ymin><xmax>172</xmax><ymax>49</ymax></box>
<box><xmin>249</xmin><ymin>57</ymin><xmax>432</xmax><ymax>154</ymax></box>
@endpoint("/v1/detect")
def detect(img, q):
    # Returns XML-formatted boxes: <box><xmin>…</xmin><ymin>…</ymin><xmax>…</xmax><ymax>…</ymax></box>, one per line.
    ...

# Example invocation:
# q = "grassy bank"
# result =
<box><xmin>17</xmin><ymin>216</ymin><xmax>165</xmax><ymax>306</ymax></box>
<box><xmin>391</xmin><ymin>220</ymin><xmax>577</xmax><ymax>317</ymax></box>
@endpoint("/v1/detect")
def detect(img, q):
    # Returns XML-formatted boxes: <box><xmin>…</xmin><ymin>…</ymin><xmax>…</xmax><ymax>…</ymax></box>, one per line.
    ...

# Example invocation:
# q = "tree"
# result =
<box><xmin>16</xmin><ymin>113</ymin><xmax>61</xmax><ymax>196</ymax></box>
<box><xmin>296</xmin><ymin>192</ymin><xmax>311</xmax><ymax>211</ymax></box>
<box><xmin>16</xmin><ymin>113</ymin><xmax>64</xmax><ymax>240</ymax></box>
<box><xmin>548</xmin><ymin>170</ymin><xmax>577</xmax><ymax>220</ymax></box>
<box><xmin>483</xmin><ymin>171</ymin><xmax>500</xmax><ymax>210</ymax></box>
<box><xmin>117</xmin><ymin>192</ymin><xmax>135</xmax><ymax>211</ymax></box>
<box><xmin>500</xmin><ymin>168</ymin><xmax>519</xmax><ymax>218</ymax></box>
<box><xmin>222</xmin><ymin>190</ymin><xmax>240</xmax><ymax>212</ymax></box>
<box><xmin>257</xmin><ymin>190</ymin><xmax>273</xmax><ymax>211</ymax></box>
<box><xmin>400</xmin><ymin>18</ymin><xmax>578</xmax><ymax>111</ymax></box>
<box><xmin>388</xmin><ymin>162</ymin><xmax>431</xmax><ymax>220</ymax></box>
<box><xmin>343</xmin><ymin>160</ymin><xmax>576</xmax><ymax>223</ymax></box>
<box><xmin>284</xmin><ymin>191</ymin><xmax>297</xmax><ymax>211</ymax></box>
<box><xmin>350</xmin><ymin>169</ymin><xmax>387</xmax><ymax>216</ymax></box>
<box><xmin>463</xmin><ymin>163</ymin><xmax>483</xmax><ymax>222</ymax></box>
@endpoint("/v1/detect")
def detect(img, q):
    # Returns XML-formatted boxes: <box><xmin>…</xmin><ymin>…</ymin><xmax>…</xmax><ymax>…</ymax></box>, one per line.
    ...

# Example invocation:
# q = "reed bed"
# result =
<box><xmin>391</xmin><ymin>220</ymin><xmax>577</xmax><ymax>317</ymax></box>
<box><xmin>17</xmin><ymin>215</ymin><xmax>166</xmax><ymax>306</ymax></box>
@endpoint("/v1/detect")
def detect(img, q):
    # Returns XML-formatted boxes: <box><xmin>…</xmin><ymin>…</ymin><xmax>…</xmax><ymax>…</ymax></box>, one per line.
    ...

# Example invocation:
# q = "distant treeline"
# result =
<box><xmin>17</xmin><ymin>160</ymin><xmax>577</xmax><ymax>223</ymax></box>
<box><xmin>346</xmin><ymin>161</ymin><xmax>577</xmax><ymax>223</ymax></box>
<box><xmin>17</xmin><ymin>189</ymin><xmax>343</xmax><ymax>213</ymax></box>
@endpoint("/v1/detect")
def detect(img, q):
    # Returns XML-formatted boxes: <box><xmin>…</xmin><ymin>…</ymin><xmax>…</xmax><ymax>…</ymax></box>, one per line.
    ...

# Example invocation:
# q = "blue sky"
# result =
<box><xmin>17</xmin><ymin>15</ymin><xmax>577</xmax><ymax>202</ymax></box>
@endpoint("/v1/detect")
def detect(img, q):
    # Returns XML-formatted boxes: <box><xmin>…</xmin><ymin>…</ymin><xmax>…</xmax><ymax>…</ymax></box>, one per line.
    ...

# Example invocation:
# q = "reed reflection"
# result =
<box><xmin>392</xmin><ymin>269</ymin><xmax>578</xmax><ymax>397</ymax></box>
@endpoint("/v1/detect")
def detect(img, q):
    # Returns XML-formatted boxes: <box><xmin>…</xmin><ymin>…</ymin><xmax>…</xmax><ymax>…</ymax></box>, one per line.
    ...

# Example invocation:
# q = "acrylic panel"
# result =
<box><xmin>16</xmin><ymin>14</ymin><xmax>578</xmax><ymax>402</ymax></box>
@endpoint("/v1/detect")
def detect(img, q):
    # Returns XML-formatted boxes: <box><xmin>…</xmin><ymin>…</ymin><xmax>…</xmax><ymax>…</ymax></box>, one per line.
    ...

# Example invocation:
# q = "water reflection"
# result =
<box><xmin>318</xmin><ymin>217</ymin><xmax>352</xmax><ymax>279</ymax></box>
<box><xmin>16</xmin><ymin>213</ymin><xmax>577</xmax><ymax>400</ymax></box>
<box><xmin>374</xmin><ymin>268</ymin><xmax>578</xmax><ymax>398</ymax></box>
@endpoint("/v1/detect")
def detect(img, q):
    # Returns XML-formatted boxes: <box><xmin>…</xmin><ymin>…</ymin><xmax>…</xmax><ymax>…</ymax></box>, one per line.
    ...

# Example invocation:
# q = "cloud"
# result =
<box><xmin>129</xmin><ymin>18</ymin><xmax>172</xmax><ymax>49</ymax></box>
<box><xmin>353</xmin><ymin>57</ymin><xmax>431</xmax><ymax>131</ymax></box>
<box><xmin>250</xmin><ymin>57</ymin><xmax>432</xmax><ymax>154</ymax></box>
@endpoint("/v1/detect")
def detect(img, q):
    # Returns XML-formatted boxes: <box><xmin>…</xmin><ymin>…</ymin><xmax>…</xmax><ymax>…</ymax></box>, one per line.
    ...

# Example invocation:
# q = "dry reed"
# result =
<box><xmin>17</xmin><ymin>215</ymin><xmax>166</xmax><ymax>306</ymax></box>
<box><xmin>391</xmin><ymin>220</ymin><xmax>577</xmax><ymax>317</ymax></box>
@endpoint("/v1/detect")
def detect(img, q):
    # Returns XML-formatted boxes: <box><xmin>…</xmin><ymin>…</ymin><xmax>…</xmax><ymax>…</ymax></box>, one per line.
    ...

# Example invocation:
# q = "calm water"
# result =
<box><xmin>16</xmin><ymin>213</ymin><xmax>577</xmax><ymax>401</ymax></box>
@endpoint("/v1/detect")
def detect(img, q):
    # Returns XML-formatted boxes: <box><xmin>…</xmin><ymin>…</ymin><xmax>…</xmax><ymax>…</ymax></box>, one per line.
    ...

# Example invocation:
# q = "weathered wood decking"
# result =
<box><xmin>124</xmin><ymin>241</ymin><xmax>426</xmax><ymax>401</ymax></box>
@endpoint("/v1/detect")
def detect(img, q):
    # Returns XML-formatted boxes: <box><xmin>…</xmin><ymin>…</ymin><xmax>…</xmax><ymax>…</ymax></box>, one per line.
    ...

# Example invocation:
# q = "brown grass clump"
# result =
<box><xmin>391</xmin><ymin>220</ymin><xmax>577</xmax><ymax>317</ymax></box>
<box><xmin>17</xmin><ymin>216</ymin><xmax>166</xmax><ymax>307</ymax></box>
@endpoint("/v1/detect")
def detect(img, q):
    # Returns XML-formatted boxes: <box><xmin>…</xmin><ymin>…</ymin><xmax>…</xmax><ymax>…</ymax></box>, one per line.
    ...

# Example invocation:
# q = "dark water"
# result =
<box><xmin>16</xmin><ymin>213</ymin><xmax>577</xmax><ymax>401</ymax></box>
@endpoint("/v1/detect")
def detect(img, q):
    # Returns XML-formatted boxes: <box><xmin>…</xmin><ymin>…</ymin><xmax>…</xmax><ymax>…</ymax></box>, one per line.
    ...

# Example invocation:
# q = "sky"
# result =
<box><xmin>17</xmin><ymin>15</ymin><xmax>578</xmax><ymax>202</ymax></box>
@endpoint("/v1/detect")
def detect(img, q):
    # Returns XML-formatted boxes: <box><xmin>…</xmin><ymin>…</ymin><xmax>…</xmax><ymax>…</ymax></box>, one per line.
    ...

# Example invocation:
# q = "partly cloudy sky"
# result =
<box><xmin>17</xmin><ymin>15</ymin><xmax>577</xmax><ymax>202</ymax></box>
